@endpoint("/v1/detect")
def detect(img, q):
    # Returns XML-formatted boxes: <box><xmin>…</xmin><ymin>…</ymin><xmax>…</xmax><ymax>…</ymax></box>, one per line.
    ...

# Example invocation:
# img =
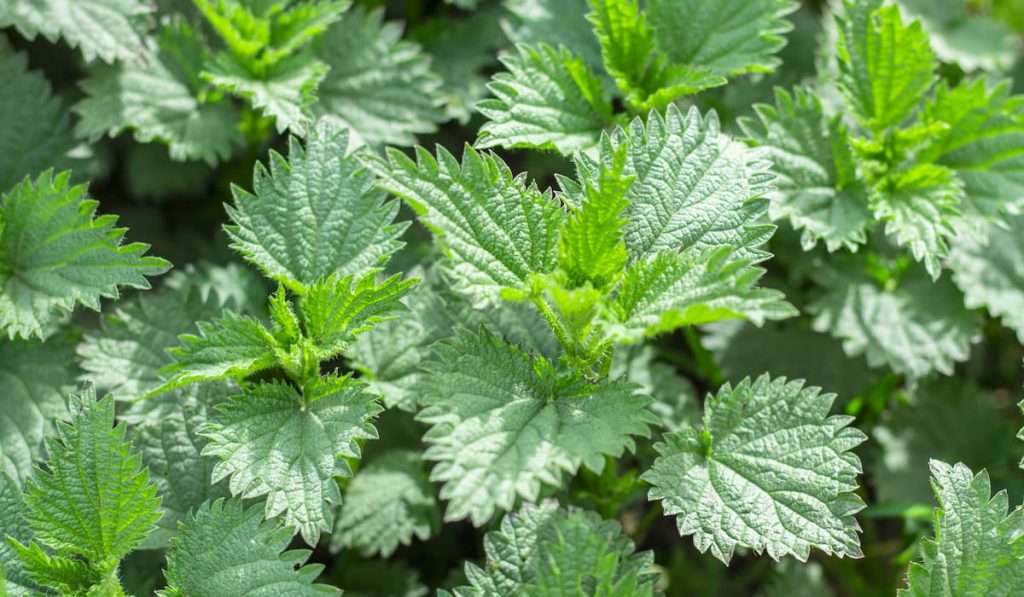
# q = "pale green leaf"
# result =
<box><xmin>476</xmin><ymin>43</ymin><xmax>613</xmax><ymax>156</ymax></box>
<box><xmin>162</xmin><ymin>498</ymin><xmax>338</xmax><ymax>596</ymax></box>
<box><xmin>0</xmin><ymin>473</ymin><xmax>39</xmax><ymax>596</ymax></box>
<box><xmin>899</xmin><ymin>0</ymin><xmax>1018</xmax><ymax>72</ymax></box>
<box><xmin>366</xmin><ymin>145</ymin><xmax>562</xmax><ymax>303</ymax></box>
<box><xmin>0</xmin><ymin>170</ymin><xmax>170</xmax><ymax>340</ymax></box>
<box><xmin>226</xmin><ymin>122</ymin><xmax>406</xmax><ymax>290</ymax></box>
<box><xmin>502</xmin><ymin>0</ymin><xmax>604</xmax><ymax>70</ymax></box>
<box><xmin>644</xmin><ymin>374</ymin><xmax>866</xmax><ymax>564</ymax></box>
<box><xmin>835</xmin><ymin>0</ymin><xmax>936</xmax><ymax>133</ymax></box>
<box><xmin>455</xmin><ymin>501</ymin><xmax>657</xmax><ymax>596</ymax></box>
<box><xmin>332</xmin><ymin>449</ymin><xmax>439</xmax><ymax>557</ymax></box>
<box><xmin>313</xmin><ymin>7</ymin><xmax>445</xmax><ymax>147</ymax></box>
<box><xmin>201</xmin><ymin>376</ymin><xmax>380</xmax><ymax>544</ymax></box>
<box><xmin>901</xmin><ymin>461</ymin><xmax>1024</xmax><ymax>597</ymax></box>
<box><xmin>76</xmin><ymin>21</ymin><xmax>242</xmax><ymax>165</ymax></box>
<box><xmin>0</xmin><ymin>0</ymin><xmax>151</xmax><ymax>63</ymax></box>
<box><xmin>741</xmin><ymin>87</ymin><xmax>871</xmax><ymax>252</ymax></box>
<box><xmin>420</xmin><ymin>329</ymin><xmax>655</xmax><ymax>525</ymax></box>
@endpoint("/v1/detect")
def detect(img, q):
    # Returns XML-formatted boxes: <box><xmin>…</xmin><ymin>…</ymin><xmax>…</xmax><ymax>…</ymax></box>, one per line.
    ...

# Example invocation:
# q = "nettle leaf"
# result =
<box><xmin>901</xmin><ymin>461</ymin><xmax>1024</xmax><ymax>596</ymax></box>
<box><xmin>78</xmin><ymin>283</ymin><xmax>228</xmax><ymax>400</ymax></box>
<box><xmin>740</xmin><ymin>87</ymin><xmax>871</xmax><ymax>252</ymax></box>
<box><xmin>476</xmin><ymin>43</ymin><xmax>613</xmax><ymax>156</ymax></box>
<box><xmin>451</xmin><ymin>501</ymin><xmax>658</xmax><ymax>596</ymax></box>
<box><xmin>644</xmin><ymin>374</ymin><xmax>866</xmax><ymax>564</ymax></box>
<box><xmin>420</xmin><ymin>329</ymin><xmax>655</xmax><ymax>525</ymax></box>
<box><xmin>646</xmin><ymin>0</ymin><xmax>797</xmax><ymax>77</ymax></box>
<box><xmin>226</xmin><ymin>122</ymin><xmax>406</xmax><ymax>291</ymax></box>
<box><xmin>0</xmin><ymin>170</ymin><xmax>170</xmax><ymax>340</ymax></box>
<box><xmin>300</xmin><ymin>272</ymin><xmax>416</xmax><ymax>360</ymax></box>
<box><xmin>367</xmin><ymin>145</ymin><xmax>562</xmax><ymax>303</ymax></box>
<box><xmin>11</xmin><ymin>388</ymin><xmax>159</xmax><ymax>579</ymax></box>
<box><xmin>835</xmin><ymin>0</ymin><xmax>936</xmax><ymax>133</ymax></box>
<box><xmin>162</xmin><ymin>498</ymin><xmax>338</xmax><ymax>596</ymax></box>
<box><xmin>0</xmin><ymin>334</ymin><xmax>75</xmax><ymax>483</ymax></box>
<box><xmin>333</xmin><ymin>449</ymin><xmax>439</xmax><ymax>557</ymax></box>
<box><xmin>809</xmin><ymin>262</ymin><xmax>980</xmax><ymax>380</ymax></box>
<box><xmin>0</xmin><ymin>39</ymin><xmax>74</xmax><ymax>192</ymax></box>
<box><xmin>200</xmin><ymin>376</ymin><xmax>381</xmax><ymax>544</ymax></box>
<box><xmin>202</xmin><ymin>52</ymin><xmax>327</xmax><ymax>134</ymax></box>
<box><xmin>0</xmin><ymin>472</ymin><xmax>38</xmax><ymax>596</ymax></box>
<box><xmin>949</xmin><ymin>214</ymin><xmax>1024</xmax><ymax>342</ymax></box>
<box><xmin>919</xmin><ymin>79</ymin><xmax>1024</xmax><ymax>227</ymax></box>
<box><xmin>135</xmin><ymin>390</ymin><xmax>230</xmax><ymax>550</ymax></box>
<box><xmin>158</xmin><ymin>310</ymin><xmax>280</xmax><ymax>392</ymax></box>
<box><xmin>76</xmin><ymin>20</ymin><xmax>242</xmax><ymax>165</ymax></box>
<box><xmin>899</xmin><ymin>0</ymin><xmax>1018</xmax><ymax>72</ymax></box>
<box><xmin>872</xmin><ymin>381</ymin><xmax>1021</xmax><ymax>505</ymax></box>
<box><xmin>0</xmin><ymin>0</ymin><xmax>151</xmax><ymax>63</ymax></box>
<box><xmin>503</xmin><ymin>0</ymin><xmax>604</xmax><ymax>71</ymax></box>
<box><xmin>314</xmin><ymin>7</ymin><xmax>445</xmax><ymax>147</ymax></box>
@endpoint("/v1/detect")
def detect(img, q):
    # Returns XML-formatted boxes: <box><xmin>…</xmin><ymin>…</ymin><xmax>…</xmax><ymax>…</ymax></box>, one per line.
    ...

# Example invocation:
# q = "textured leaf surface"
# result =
<box><xmin>502</xmin><ymin>0</ymin><xmax>603</xmax><ymax>70</ymax></box>
<box><xmin>162</xmin><ymin>498</ymin><xmax>338</xmax><ymax>596</ymax></box>
<box><xmin>201</xmin><ymin>377</ymin><xmax>380</xmax><ymax>544</ymax></box>
<box><xmin>0</xmin><ymin>473</ymin><xmax>38</xmax><ymax>596</ymax></box>
<box><xmin>420</xmin><ymin>329</ymin><xmax>655</xmax><ymax>525</ymax></box>
<box><xmin>901</xmin><ymin>461</ymin><xmax>1024</xmax><ymax>597</ymax></box>
<box><xmin>0</xmin><ymin>40</ymin><xmax>74</xmax><ymax>192</ymax></box>
<box><xmin>476</xmin><ymin>43</ymin><xmax>612</xmax><ymax>156</ymax></box>
<box><xmin>314</xmin><ymin>7</ymin><xmax>445</xmax><ymax>147</ymax></box>
<box><xmin>76</xmin><ymin>21</ymin><xmax>241</xmax><ymax>165</ymax></box>
<box><xmin>0</xmin><ymin>170</ymin><xmax>169</xmax><ymax>340</ymax></box>
<box><xmin>809</xmin><ymin>262</ymin><xmax>980</xmax><ymax>379</ymax></box>
<box><xmin>949</xmin><ymin>214</ymin><xmax>1024</xmax><ymax>342</ymax></box>
<box><xmin>835</xmin><ymin>0</ymin><xmax>936</xmax><ymax>133</ymax></box>
<box><xmin>646</xmin><ymin>0</ymin><xmax>797</xmax><ymax>76</ymax></box>
<box><xmin>333</xmin><ymin>450</ymin><xmax>439</xmax><ymax>557</ymax></box>
<box><xmin>454</xmin><ymin>501</ymin><xmax>657</xmax><ymax>596</ymax></box>
<box><xmin>741</xmin><ymin>87</ymin><xmax>871</xmax><ymax>251</ymax></box>
<box><xmin>367</xmin><ymin>145</ymin><xmax>562</xmax><ymax>302</ymax></box>
<box><xmin>18</xmin><ymin>388</ymin><xmax>160</xmax><ymax>565</ymax></box>
<box><xmin>78</xmin><ymin>284</ymin><xmax>227</xmax><ymax>400</ymax></box>
<box><xmin>226</xmin><ymin>123</ymin><xmax>405</xmax><ymax>290</ymax></box>
<box><xmin>0</xmin><ymin>334</ymin><xmax>75</xmax><ymax>483</ymax></box>
<box><xmin>644</xmin><ymin>375</ymin><xmax>866</xmax><ymax>564</ymax></box>
<box><xmin>0</xmin><ymin>0</ymin><xmax>151</xmax><ymax>63</ymax></box>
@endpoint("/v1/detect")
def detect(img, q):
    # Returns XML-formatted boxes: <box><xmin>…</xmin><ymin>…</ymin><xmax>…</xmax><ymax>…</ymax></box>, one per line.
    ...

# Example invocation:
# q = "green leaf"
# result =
<box><xmin>899</xmin><ymin>0</ymin><xmax>1018</xmax><ymax>72</ymax></box>
<box><xmin>162</xmin><ymin>498</ymin><xmax>339</xmax><ymax>596</ymax></box>
<box><xmin>502</xmin><ymin>0</ymin><xmax>604</xmax><ymax>71</ymax></box>
<box><xmin>646</xmin><ymin>0</ymin><xmax>797</xmax><ymax>76</ymax></box>
<box><xmin>609</xmin><ymin>248</ymin><xmax>796</xmax><ymax>340</ymax></box>
<box><xmin>0</xmin><ymin>170</ymin><xmax>170</xmax><ymax>340</ymax></box>
<box><xmin>313</xmin><ymin>7</ymin><xmax>445</xmax><ymax>147</ymax></box>
<box><xmin>0</xmin><ymin>39</ymin><xmax>74</xmax><ymax>192</ymax></box>
<box><xmin>226</xmin><ymin>122</ymin><xmax>406</xmax><ymax>291</ymax></box>
<box><xmin>454</xmin><ymin>501</ymin><xmax>658</xmax><ymax>596</ymax></box>
<box><xmin>76</xmin><ymin>21</ymin><xmax>242</xmax><ymax>165</ymax></box>
<box><xmin>949</xmin><ymin>214</ymin><xmax>1024</xmax><ymax>343</ymax></box>
<box><xmin>78</xmin><ymin>283</ymin><xmax>228</xmax><ymax>401</ymax></box>
<box><xmin>740</xmin><ymin>87</ymin><xmax>871</xmax><ymax>252</ymax></box>
<box><xmin>366</xmin><ymin>145</ymin><xmax>562</xmax><ymax>303</ymax></box>
<box><xmin>7</xmin><ymin>541</ymin><xmax>102</xmax><ymax>596</ymax></box>
<box><xmin>202</xmin><ymin>52</ymin><xmax>327</xmax><ymax>134</ymax></box>
<box><xmin>17</xmin><ymin>388</ymin><xmax>160</xmax><ymax>570</ymax></box>
<box><xmin>809</xmin><ymin>261</ymin><xmax>980</xmax><ymax>379</ymax></box>
<box><xmin>0</xmin><ymin>334</ymin><xmax>75</xmax><ymax>483</ymax></box>
<box><xmin>420</xmin><ymin>329</ymin><xmax>655</xmax><ymax>525</ymax></box>
<box><xmin>871</xmin><ymin>163</ymin><xmax>962</xmax><ymax>280</ymax></box>
<box><xmin>158</xmin><ymin>311</ymin><xmax>280</xmax><ymax>392</ymax></box>
<box><xmin>0</xmin><ymin>0</ymin><xmax>151</xmax><ymax>63</ymax></box>
<box><xmin>901</xmin><ymin>461</ymin><xmax>1024</xmax><ymax>596</ymax></box>
<box><xmin>134</xmin><ymin>390</ymin><xmax>230</xmax><ymax>550</ymax></box>
<box><xmin>919</xmin><ymin>79</ymin><xmax>1024</xmax><ymax>228</ymax></box>
<box><xmin>835</xmin><ymin>0</ymin><xmax>936</xmax><ymax>133</ymax></box>
<box><xmin>644</xmin><ymin>374</ymin><xmax>866</xmax><ymax>564</ymax></box>
<box><xmin>476</xmin><ymin>43</ymin><xmax>613</xmax><ymax>156</ymax></box>
<box><xmin>332</xmin><ymin>449</ymin><xmax>439</xmax><ymax>557</ymax></box>
<box><xmin>871</xmin><ymin>380</ymin><xmax>1021</xmax><ymax>505</ymax></box>
<box><xmin>0</xmin><ymin>473</ymin><xmax>39</xmax><ymax>596</ymax></box>
<box><xmin>299</xmin><ymin>272</ymin><xmax>417</xmax><ymax>360</ymax></box>
<box><xmin>201</xmin><ymin>376</ymin><xmax>380</xmax><ymax>544</ymax></box>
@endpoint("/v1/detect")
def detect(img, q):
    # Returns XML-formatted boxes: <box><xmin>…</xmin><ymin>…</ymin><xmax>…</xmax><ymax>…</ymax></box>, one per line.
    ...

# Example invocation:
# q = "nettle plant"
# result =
<box><xmin>3</xmin><ymin>0</ymin><xmax>1024</xmax><ymax>595</ymax></box>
